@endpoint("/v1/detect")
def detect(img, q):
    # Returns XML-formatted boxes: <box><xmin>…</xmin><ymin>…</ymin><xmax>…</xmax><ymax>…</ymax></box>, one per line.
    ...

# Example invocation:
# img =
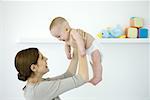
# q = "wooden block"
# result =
<box><xmin>126</xmin><ymin>27</ymin><xmax>138</xmax><ymax>38</ymax></box>
<box><xmin>130</xmin><ymin>17</ymin><xmax>143</xmax><ymax>28</ymax></box>
<box><xmin>139</xmin><ymin>28</ymin><xmax>148</xmax><ymax>38</ymax></box>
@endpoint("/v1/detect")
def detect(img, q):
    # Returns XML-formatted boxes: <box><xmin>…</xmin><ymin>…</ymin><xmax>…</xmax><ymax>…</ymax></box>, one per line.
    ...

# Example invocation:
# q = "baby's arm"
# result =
<box><xmin>71</xmin><ymin>29</ymin><xmax>86</xmax><ymax>57</ymax></box>
<box><xmin>65</xmin><ymin>43</ymin><xmax>72</xmax><ymax>59</ymax></box>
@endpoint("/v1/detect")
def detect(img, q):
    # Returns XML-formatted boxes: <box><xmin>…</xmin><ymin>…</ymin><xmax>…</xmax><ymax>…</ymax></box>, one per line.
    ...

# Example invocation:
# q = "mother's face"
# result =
<box><xmin>33</xmin><ymin>52</ymin><xmax>49</xmax><ymax>75</ymax></box>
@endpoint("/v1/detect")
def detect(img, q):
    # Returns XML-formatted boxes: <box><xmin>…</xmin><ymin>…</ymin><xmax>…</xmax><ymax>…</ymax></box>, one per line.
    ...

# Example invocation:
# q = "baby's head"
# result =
<box><xmin>49</xmin><ymin>17</ymin><xmax>71</xmax><ymax>41</ymax></box>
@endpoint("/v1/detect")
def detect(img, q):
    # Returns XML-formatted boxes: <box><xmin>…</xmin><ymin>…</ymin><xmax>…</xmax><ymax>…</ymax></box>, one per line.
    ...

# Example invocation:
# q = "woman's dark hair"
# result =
<box><xmin>14</xmin><ymin>48</ymin><xmax>39</xmax><ymax>81</ymax></box>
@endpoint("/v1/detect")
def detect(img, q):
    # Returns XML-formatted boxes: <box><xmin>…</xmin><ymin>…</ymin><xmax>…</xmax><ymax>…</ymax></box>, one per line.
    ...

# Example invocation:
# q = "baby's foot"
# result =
<box><xmin>89</xmin><ymin>77</ymin><xmax>102</xmax><ymax>85</ymax></box>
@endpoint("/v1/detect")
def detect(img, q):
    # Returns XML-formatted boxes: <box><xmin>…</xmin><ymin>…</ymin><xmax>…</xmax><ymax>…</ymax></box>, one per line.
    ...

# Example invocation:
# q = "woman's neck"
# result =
<box><xmin>27</xmin><ymin>73</ymin><xmax>43</xmax><ymax>84</ymax></box>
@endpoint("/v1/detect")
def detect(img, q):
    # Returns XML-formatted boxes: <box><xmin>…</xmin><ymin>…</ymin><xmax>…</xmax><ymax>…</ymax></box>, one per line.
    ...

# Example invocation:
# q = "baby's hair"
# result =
<box><xmin>49</xmin><ymin>17</ymin><xmax>67</xmax><ymax>31</ymax></box>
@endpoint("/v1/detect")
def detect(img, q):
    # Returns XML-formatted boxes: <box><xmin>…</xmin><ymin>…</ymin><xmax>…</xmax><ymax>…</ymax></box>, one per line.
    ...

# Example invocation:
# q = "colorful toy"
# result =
<box><xmin>101</xmin><ymin>29</ymin><xmax>112</xmax><ymax>38</ymax></box>
<box><xmin>146</xmin><ymin>25</ymin><xmax>150</xmax><ymax>38</ymax></box>
<box><xmin>126</xmin><ymin>27</ymin><xmax>138</xmax><ymax>38</ymax></box>
<box><xmin>130</xmin><ymin>17</ymin><xmax>143</xmax><ymax>28</ymax></box>
<box><xmin>119</xmin><ymin>34</ymin><xmax>126</xmax><ymax>38</ymax></box>
<box><xmin>97</xmin><ymin>32</ymin><xmax>103</xmax><ymax>39</ymax></box>
<box><xmin>138</xmin><ymin>28</ymin><xmax>148</xmax><ymax>38</ymax></box>
<box><xmin>108</xmin><ymin>25</ymin><xmax>123</xmax><ymax>38</ymax></box>
<box><xmin>96</xmin><ymin>17</ymin><xmax>148</xmax><ymax>39</ymax></box>
<box><xmin>98</xmin><ymin>25</ymin><xmax>124</xmax><ymax>38</ymax></box>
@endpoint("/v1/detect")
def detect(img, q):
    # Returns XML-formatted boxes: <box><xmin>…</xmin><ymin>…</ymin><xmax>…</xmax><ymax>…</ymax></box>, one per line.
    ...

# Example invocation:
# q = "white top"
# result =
<box><xmin>23</xmin><ymin>72</ymin><xmax>86</xmax><ymax>100</ymax></box>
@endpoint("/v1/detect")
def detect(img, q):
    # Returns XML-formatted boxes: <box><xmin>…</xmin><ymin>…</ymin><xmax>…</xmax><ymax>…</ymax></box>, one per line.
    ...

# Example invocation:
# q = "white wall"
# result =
<box><xmin>0</xmin><ymin>1</ymin><xmax>149</xmax><ymax>100</ymax></box>
<box><xmin>0</xmin><ymin>2</ymin><xmax>2</xmax><ymax>62</ymax></box>
<box><xmin>148</xmin><ymin>1</ymin><xmax>150</xmax><ymax>24</ymax></box>
<box><xmin>0</xmin><ymin>1</ymin><xmax>2</xmax><ymax>98</ymax></box>
<box><xmin>148</xmin><ymin>1</ymin><xmax>150</xmax><ymax>97</ymax></box>
<box><xmin>0</xmin><ymin>1</ymin><xmax>2</xmax><ymax>61</ymax></box>
<box><xmin>1</xmin><ymin>1</ymin><xmax>149</xmax><ymax>40</ymax></box>
<box><xmin>148</xmin><ymin>0</ymin><xmax>150</xmax><ymax>98</ymax></box>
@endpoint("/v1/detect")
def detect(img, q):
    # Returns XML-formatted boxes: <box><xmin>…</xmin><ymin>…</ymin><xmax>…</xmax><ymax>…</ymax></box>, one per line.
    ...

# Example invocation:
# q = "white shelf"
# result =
<box><xmin>97</xmin><ymin>38</ymin><xmax>150</xmax><ymax>43</ymax></box>
<box><xmin>17</xmin><ymin>38</ymin><xmax>150</xmax><ymax>44</ymax></box>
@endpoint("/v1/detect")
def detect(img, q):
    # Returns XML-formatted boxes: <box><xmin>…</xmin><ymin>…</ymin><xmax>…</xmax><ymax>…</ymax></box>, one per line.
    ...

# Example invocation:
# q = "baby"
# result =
<box><xmin>49</xmin><ymin>17</ymin><xmax>102</xmax><ymax>85</ymax></box>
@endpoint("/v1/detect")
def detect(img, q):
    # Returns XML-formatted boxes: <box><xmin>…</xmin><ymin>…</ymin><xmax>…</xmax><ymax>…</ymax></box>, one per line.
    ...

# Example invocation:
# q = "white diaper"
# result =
<box><xmin>86</xmin><ymin>39</ymin><xmax>103</xmax><ymax>63</ymax></box>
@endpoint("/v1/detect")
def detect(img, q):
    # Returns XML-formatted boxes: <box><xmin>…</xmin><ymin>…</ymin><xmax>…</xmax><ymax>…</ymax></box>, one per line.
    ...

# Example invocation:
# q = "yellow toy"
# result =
<box><xmin>119</xmin><ymin>34</ymin><xmax>126</xmax><ymax>38</ymax></box>
<box><xmin>96</xmin><ymin>32</ymin><xmax>103</xmax><ymax>39</ymax></box>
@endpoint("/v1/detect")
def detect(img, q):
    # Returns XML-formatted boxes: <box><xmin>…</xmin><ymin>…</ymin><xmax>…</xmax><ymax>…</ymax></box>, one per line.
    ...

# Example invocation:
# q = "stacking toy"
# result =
<box><xmin>138</xmin><ymin>28</ymin><xmax>148</xmax><ymax>38</ymax></box>
<box><xmin>130</xmin><ymin>17</ymin><xmax>143</xmax><ymax>28</ymax></box>
<box><xmin>126</xmin><ymin>27</ymin><xmax>138</xmax><ymax>38</ymax></box>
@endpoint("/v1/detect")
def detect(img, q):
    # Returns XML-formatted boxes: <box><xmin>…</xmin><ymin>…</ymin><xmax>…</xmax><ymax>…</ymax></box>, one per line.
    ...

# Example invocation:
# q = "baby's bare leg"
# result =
<box><xmin>89</xmin><ymin>49</ymin><xmax>103</xmax><ymax>85</ymax></box>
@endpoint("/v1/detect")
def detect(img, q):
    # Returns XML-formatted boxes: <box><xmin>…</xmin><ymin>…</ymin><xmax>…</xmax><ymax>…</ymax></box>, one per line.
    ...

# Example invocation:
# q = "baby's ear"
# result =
<box><xmin>65</xmin><ymin>28</ymin><xmax>69</xmax><ymax>32</ymax></box>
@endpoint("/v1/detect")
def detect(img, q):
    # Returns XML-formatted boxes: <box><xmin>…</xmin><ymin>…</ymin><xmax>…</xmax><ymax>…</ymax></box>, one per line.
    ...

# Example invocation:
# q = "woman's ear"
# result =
<box><xmin>30</xmin><ymin>64</ymin><xmax>37</xmax><ymax>72</ymax></box>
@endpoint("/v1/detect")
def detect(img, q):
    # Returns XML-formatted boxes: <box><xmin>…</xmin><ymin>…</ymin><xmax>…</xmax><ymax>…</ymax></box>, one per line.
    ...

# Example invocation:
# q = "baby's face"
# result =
<box><xmin>51</xmin><ymin>25</ymin><xmax>69</xmax><ymax>42</ymax></box>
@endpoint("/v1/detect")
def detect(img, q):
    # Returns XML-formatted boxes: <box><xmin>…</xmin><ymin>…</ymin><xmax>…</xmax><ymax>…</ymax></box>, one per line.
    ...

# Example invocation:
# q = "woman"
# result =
<box><xmin>14</xmin><ymin>47</ymin><xmax>89</xmax><ymax>100</ymax></box>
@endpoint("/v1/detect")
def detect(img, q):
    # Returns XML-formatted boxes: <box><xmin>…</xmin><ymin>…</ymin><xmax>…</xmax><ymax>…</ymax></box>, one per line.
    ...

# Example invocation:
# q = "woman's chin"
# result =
<box><xmin>43</xmin><ymin>68</ymin><xmax>49</xmax><ymax>74</ymax></box>
<box><xmin>47</xmin><ymin>68</ymin><xmax>49</xmax><ymax>72</ymax></box>
<box><xmin>46</xmin><ymin>68</ymin><xmax>49</xmax><ymax>73</ymax></box>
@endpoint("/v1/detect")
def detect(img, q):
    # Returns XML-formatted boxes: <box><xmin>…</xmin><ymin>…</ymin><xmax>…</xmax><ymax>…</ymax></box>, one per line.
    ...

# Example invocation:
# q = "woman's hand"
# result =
<box><xmin>65</xmin><ymin>44</ymin><xmax>72</xmax><ymax>59</ymax></box>
<box><xmin>64</xmin><ymin>48</ymin><xmax>78</xmax><ymax>77</ymax></box>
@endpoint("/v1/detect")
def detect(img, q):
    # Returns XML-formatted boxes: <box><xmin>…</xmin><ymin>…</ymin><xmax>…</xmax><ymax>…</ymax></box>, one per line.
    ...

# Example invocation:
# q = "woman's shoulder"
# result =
<box><xmin>23</xmin><ymin>78</ymin><xmax>59</xmax><ymax>92</ymax></box>
<box><xmin>24</xmin><ymin>78</ymin><xmax>51</xmax><ymax>88</ymax></box>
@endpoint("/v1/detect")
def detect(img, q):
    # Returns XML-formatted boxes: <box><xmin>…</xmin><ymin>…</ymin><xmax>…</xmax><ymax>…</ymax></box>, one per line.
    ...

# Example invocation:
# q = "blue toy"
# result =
<box><xmin>101</xmin><ymin>29</ymin><xmax>112</xmax><ymax>38</ymax></box>
<box><xmin>138</xmin><ymin>28</ymin><xmax>148</xmax><ymax>38</ymax></box>
<box><xmin>109</xmin><ymin>25</ymin><xmax>123</xmax><ymax>38</ymax></box>
<box><xmin>101</xmin><ymin>25</ymin><xmax>123</xmax><ymax>38</ymax></box>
